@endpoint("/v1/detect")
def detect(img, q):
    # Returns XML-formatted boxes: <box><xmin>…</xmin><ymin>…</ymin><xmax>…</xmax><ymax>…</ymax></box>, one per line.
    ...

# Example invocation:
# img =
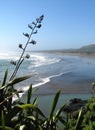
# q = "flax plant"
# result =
<box><xmin>0</xmin><ymin>15</ymin><xmax>45</xmax><ymax>129</ymax></box>
<box><xmin>10</xmin><ymin>15</ymin><xmax>44</xmax><ymax>81</ymax></box>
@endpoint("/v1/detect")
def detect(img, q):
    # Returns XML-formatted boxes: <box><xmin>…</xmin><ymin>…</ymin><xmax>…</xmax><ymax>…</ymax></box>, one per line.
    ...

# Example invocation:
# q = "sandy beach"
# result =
<box><xmin>20</xmin><ymin>53</ymin><xmax>95</xmax><ymax>115</ymax></box>
<box><xmin>33</xmin><ymin>71</ymin><xmax>93</xmax><ymax>96</ymax></box>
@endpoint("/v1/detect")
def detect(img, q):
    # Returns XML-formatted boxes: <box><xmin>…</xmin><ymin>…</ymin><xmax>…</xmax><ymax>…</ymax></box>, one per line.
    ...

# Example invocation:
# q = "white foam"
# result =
<box><xmin>12</xmin><ymin>71</ymin><xmax>71</xmax><ymax>101</ymax></box>
<box><xmin>0</xmin><ymin>51</ymin><xmax>19</xmax><ymax>60</ymax></box>
<box><xmin>25</xmin><ymin>70</ymin><xmax>71</xmax><ymax>91</ymax></box>
<box><xmin>28</xmin><ymin>54</ymin><xmax>61</xmax><ymax>69</ymax></box>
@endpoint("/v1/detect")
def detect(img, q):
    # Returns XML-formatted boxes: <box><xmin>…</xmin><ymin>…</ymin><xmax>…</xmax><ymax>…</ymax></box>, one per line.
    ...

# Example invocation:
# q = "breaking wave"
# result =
<box><xmin>28</xmin><ymin>54</ymin><xmax>61</xmax><ymax>69</ymax></box>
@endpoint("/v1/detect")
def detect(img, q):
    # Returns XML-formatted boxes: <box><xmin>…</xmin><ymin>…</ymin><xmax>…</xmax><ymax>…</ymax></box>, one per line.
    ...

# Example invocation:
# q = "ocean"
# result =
<box><xmin>0</xmin><ymin>51</ymin><xmax>95</xmax><ymax>101</ymax></box>
<box><xmin>0</xmin><ymin>51</ymin><xmax>77</xmax><ymax>87</ymax></box>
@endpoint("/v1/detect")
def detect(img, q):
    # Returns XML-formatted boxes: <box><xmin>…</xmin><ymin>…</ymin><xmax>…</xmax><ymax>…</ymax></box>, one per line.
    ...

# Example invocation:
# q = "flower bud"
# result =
<box><xmin>19</xmin><ymin>44</ymin><xmax>23</xmax><ymax>49</ymax></box>
<box><xmin>28</xmin><ymin>24</ymin><xmax>33</xmax><ymax>30</ymax></box>
<box><xmin>33</xmin><ymin>30</ymin><xmax>37</xmax><ymax>34</ymax></box>
<box><xmin>10</xmin><ymin>60</ymin><xmax>16</xmax><ymax>65</ymax></box>
<box><xmin>38</xmin><ymin>15</ymin><xmax>44</xmax><ymax>23</ymax></box>
<box><xmin>26</xmin><ymin>54</ymin><xmax>30</xmax><ymax>59</ymax></box>
<box><xmin>32</xmin><ymin>22</ymin><xmax>36</xmax><ymax>25</ymax></box>
<box><xmin>37</xmin><ymin>24</ymin><xmax>41</xmax><ymax>28</ymax></box>
<box><xmin>23</xmin><ymin>33</ymin><xmax>29</xmax><ymax>38</ymax></box>
<box><xmin>36</xmin><ymin>18</ymin><xmax>39</xmax><ymax>22</ymax></box>
<box><xmin>29</xmin><ymin>40</ymin><xmax>36</xmax><ymax>45</ymax></box>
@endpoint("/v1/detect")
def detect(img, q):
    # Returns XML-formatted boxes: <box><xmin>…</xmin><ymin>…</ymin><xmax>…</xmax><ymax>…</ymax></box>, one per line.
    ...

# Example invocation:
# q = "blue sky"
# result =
<box><xmin>0</xmin><ymin>0</ymin><xmax>95</xmax><ymax>51</ymax></box>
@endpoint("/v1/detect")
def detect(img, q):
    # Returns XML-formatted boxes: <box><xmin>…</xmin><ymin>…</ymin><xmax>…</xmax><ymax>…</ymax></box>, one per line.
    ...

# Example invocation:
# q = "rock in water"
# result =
<box><xmin>63</xmin><ymin>98</ymin><xmax>87</xmax><ymax>113</ymax></box>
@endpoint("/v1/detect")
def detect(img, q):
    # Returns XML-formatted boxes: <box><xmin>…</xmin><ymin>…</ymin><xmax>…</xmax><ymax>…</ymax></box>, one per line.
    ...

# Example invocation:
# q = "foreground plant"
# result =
<box><xmin>42</xmin><ymin>90</ymin><xmax>66</xmax><ymax>130</ymax></box>
<box><xmin>10</xmin><ymin>14</ymin><xmax>44</xmax><ymax>81</ymax></box>
<box><xmin>0</xmin><ymin>15</ymin><xmax>44</xmax><ymax>129</ymax></box>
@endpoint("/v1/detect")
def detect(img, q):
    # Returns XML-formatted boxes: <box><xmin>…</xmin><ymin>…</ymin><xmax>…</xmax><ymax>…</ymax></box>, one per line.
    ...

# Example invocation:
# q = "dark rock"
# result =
<box><xmin>63</xmin><ymin>98</ymin><xmax>87</xmax><ymax>113</ymax></box>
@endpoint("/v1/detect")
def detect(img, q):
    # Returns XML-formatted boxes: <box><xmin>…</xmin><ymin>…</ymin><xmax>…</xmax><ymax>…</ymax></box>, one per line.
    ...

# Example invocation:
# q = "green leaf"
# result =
<box><xmin>75</xmin><ymin>108</ymin><xmax>82</xmax><ymax>130</ymax></box>
<box><xmin>0</xmin><ymin>126</ymin><xmax>14</xmax><ymax>130</ymax></box>
<box><xmin>31</xmin><ymin>97</ymin><xmax>38</xmax><ymax>114</ymax></box>
<box><xmin>1</xmin><ymin>111</ymin><xmax>13</xmax><ymax>130</ymax></box>
<box><xmin>54</xmin><ymin>104</ymin><xmax>66</xmax><ymax>121</ymax></box>
<box><xmin>5</xmin><ymin>107</ymin><xmax>21</xmax><ymax>123</ymax></box>
<box><xmin>32</xmin><ymin>87</ymin><xmax>38</xmax><ymax>93</ymax></box>
<box><xmin>49</xmin><ymin>90</ymin><xmax>61</xmax><ymax>120</ymax></box>
<box><xmin>16</xmin><ymin>104</ymin><xmax>46</xmax><ymax>118</ymax></box>
<box><xmin>7</xmin><ymin>75</ymin><xmax>32</xmax><ymax>87</ymax></box>
<box><xmin>32</xmin><ymin>97</ymin><xmax>37</xmax><ymax>105</ymax></box>
<box><xmin>27</xmin><ymin>116</ymin><xmax>38</xmax><ymax>126</ymax></box>
<box><xmin>27</xmin><ymin>116</ymin><xmax>43</xmax><ymax>129</ymax></box>
<box><xmin>27</xmin><ymin>84</ymin><xmax>32</xmax><ymax>104</ymax></box>
<box><xmin>2</xmin><ymin>111</ymin><xmax>5</xmax><ymax>130</ymax></box>
<box><xmin>1</xmin><ymin>69</ymin><xmax>8</xmax><ymax>87</ymax></box>
<box><xmin>19</xmin><ymin>125</ymin><xmax>25</xmax><ymax>130</ymax></box>
<box><xmin>58</xmin><ymin>116</ymin><xmax>66</xmax><ymax>124</ymax></box>
<box><xmin>0</xmin><ymin>85</ymin><xmax>6</xmax><ymax>91</ymax></box>
<box><xmin>0</xmin><ymin>69</ymin><xmax>8</xmax><ymax>92</ymax></box>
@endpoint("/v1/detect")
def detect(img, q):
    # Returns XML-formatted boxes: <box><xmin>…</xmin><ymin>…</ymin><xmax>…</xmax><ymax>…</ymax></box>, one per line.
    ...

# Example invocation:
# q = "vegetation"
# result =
<box><xmin>0</xmin><ymin>15</ymin><xmax>95</xmax><ymax>130</ymax></box>
<box><xmin>36</xmin><ymin>44</ymin><xmax>95</xmax><ymax>54</ymax></box>
<box><xmin>78</xmin><ymin>44</ymin><xmax>95</xmax><ymax>53</ymax></box>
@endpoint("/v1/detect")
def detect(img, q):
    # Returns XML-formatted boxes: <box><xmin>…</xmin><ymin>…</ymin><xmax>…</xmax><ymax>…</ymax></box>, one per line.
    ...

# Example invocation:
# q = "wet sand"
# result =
<box><xmin>33</xmin><ymin>71</ymin><xmax>93</xmax><ymax>96</ymax></box>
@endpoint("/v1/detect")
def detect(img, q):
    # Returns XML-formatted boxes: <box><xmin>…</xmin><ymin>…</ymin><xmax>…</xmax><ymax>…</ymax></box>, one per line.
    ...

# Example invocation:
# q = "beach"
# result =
<box><xmin>0</xmin><ymin>51</ymin><xmax>94</xmax><ymax>115</ymax></box>
<box><xmin>22</xmin><ymin>68</ymin><xmax>92</xmax><ymax>115</ymax></box>
<box><xmin>0</xmin><ymin>51</ymin><xmax>95</xmax><ymax>98</ymax></box>
<box><xmin>33</xmin><ymin>71</ymin><xmax>93</xmax><ymax>96</ymax></box>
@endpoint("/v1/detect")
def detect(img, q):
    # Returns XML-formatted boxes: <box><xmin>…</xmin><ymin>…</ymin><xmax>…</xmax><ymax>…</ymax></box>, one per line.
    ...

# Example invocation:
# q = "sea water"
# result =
<box><xmin>0</xmin><ymin>51</ymin><xmax>95</xmax><ymax>99</ymax></box>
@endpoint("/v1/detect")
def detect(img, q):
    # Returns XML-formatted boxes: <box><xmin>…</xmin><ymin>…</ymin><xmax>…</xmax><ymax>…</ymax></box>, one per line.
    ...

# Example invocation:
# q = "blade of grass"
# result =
<box><xmin>75</xmin><ymin>108</ymin><xmax>82</xmax><ymax>130</ymax></box>
<box><xmin>2</xmin><ymin>111</ymin><xmax>5</xmax><ymax>130</ymax></box>
<box><xmin>1</xmin><ymin>69</ymin><xmax>8</xmax><ymax>87</ymax></box>
<box><xmin>19</xmin><ymin>125</ymin><xmax>25</xmax><ymax>130</ymax></box>
<box><xmin>7</xmin><ymin>75</ymin><xmax>32</xmax><ymax>87</ymax></box>
<box><xmin>27</xmin><ymin>84</ymin><xmax>32</xmax><ymax>104</ymax></box>
<box><xmin>49</xmin><ymin>90</ymin><xmax>61</xmax><ymax>120</ymax></box>
<box><xmin>16</xmin><ymin>104</ymin><xmax>46</xmax><ymax>118</ymax></box>
<box><xmin>58</xmin><ymin>116</ymin><xmax>66</xmax><ymax>124</ymax></box>
<box><xmin>54</xmin><ymin>104</ymin><xmax>66</xmax><ymax>121</ymax></box>
<box><xmin>27</xmin><ymin>116</ymin><xmax>43</xmax><ymax>130</ymax></box>
<box><xmin>32</xmin><ymin>97</ymin><xmax>37</xmax><ymax>105</ymax></box>
<box><xmin>0</xmin><ymin>126</ymin><xmax>14</xmax><ymax>130</ymax></box>
<box><xmin>5</xmin><ymin>107</ymin><xmax>21</xmax><ymax>123</ymax></box>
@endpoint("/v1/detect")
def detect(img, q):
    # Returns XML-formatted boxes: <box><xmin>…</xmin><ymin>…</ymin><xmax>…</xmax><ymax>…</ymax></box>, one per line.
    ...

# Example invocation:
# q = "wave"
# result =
<box><xmin>27</xmin><ymin>70</ymin><xmax>72</xmax><ymax>91</ymax></box>
<box><xmin>0</xmin><ymin>51</ymin><xmax>19</xmax><ymax>60</ymax></box>
<box><xmin>13</xmin><ymin>70</ymin><xmax>71</xmax><ymax>101</ymax></box>
<box><xmin>0</xmin><ymin>52</ymin><xmax>61</xmax><ymax>69</ymax></box>
<box><xmin>28</xmin><ymin>54</ymin><xmax>61</xmax><ymax>69</ymax></box>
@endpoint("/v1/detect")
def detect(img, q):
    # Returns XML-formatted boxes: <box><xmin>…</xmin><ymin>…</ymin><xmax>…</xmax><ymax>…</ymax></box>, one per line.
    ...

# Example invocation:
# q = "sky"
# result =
<box><xmin>0</xmin><ymin>0</ymin><xmax>95</xmax><ymax>51</ymax></box>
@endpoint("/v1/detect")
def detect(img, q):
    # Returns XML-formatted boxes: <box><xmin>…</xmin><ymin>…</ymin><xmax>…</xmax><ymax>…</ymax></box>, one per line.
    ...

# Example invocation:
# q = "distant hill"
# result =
<box><xmin>62</xmin><ymin>44</ymin><xmax>95</xmax><ymax>53</ymax></box>
<box><xmin>32</xmin><ymin>44</ymin><xmax>95</xmax><ymax>54</ymax></box>
<box><xmin>78</xmin><ymin>44</ymin><xmax>95</xmax><ymax>53</ymax></box>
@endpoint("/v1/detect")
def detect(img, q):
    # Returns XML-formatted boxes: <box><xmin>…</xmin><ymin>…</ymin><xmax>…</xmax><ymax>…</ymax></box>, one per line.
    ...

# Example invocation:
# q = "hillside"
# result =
<box><xmin>33</xmin><ymin>44</ymin><xmax>95</xmax><ymax>54</ymax></box>
<box><xmin>61</xmin><ymin>44</ymin><xmax>95</xmax><ymax>53</ymax></box>
<box><xmin>78</xmin><ymin>44</ymin><xmax>95</xmax><ymax>53</ymax></box>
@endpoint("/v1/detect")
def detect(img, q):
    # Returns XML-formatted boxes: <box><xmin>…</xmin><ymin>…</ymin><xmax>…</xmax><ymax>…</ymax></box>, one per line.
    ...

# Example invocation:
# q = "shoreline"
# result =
<box><xmin>33</xmin><ymin>71</ymin><xmax>92</xmax><ymax>96</ymax></box>
<box><xmin>20</xmin><ymin>52</ymin><xmax>95</xmax><ymax>98</ymax></box>
<box><xmin>32</xmin><ymin>50</ymin><xmax>95</xmax><ymax>56</ymax></box>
